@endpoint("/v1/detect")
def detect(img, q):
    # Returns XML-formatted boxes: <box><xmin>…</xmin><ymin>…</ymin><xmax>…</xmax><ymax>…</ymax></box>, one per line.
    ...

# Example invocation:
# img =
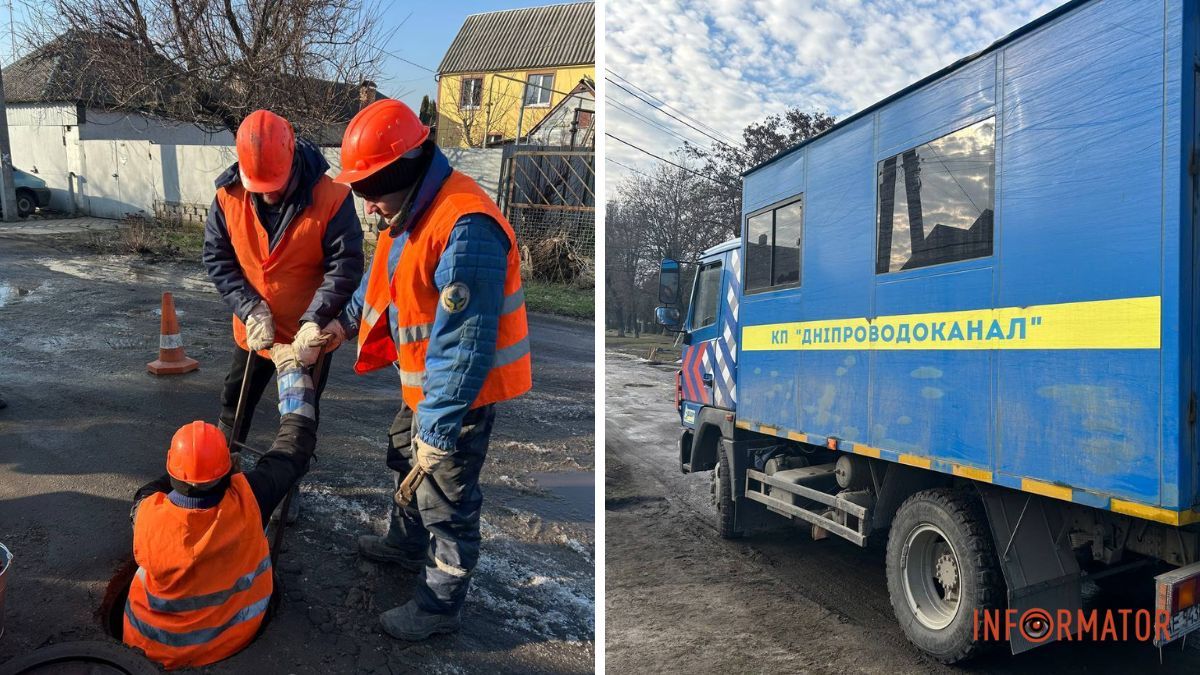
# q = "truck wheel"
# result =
<box><xmin>712</xmin><ymin>446</ymin><xmax>743</xmax><ymax>539</ymax></box>
<box><xmin>886</xmin><ymin>488</ymin><xmax>1003</xmax><ymax>664</ymax></box>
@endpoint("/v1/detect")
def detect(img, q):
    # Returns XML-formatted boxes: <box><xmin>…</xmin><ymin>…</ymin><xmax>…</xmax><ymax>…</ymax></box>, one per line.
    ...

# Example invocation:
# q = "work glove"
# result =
<box><xmin>292</xmin><ymin>321</ymin><xmax>333</xmax><ymax>367</ymax></box>
<box><xmin>245</xmin><ymin>302</ymin><xmax>275</xmax><ymax>351</ymax></box>
<box><xmin>413</xmin><ymin>437</ymin><xmax>451</xmax><ymax>473</ymax></box>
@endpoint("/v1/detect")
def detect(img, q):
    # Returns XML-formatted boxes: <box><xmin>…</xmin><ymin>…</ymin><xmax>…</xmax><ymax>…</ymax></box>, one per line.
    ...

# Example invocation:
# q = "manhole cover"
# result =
<box><xmin>0</xmin><ymin>641</ymin><xmax>157</xmax><ymax>675</ymax></box>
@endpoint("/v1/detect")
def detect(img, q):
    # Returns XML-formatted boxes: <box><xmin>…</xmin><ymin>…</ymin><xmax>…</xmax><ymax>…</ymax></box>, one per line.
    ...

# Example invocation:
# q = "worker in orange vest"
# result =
<box><xmin>303</xmin><ymin>99</ymin><xmax>530</xmax><ymax>640</ymax></box>
<box><xmin>202</xmin><ymin>109</ymin><xmax>363</xmax><ymax>522</ymax></box>
<box><xmin>123</xmin><ymin>343</ymin><xmax>318</xmax><ymax>669</ymax></box>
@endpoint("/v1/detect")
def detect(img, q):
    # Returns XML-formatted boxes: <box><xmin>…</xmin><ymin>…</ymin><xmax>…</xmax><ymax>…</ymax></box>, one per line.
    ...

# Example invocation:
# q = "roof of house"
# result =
<box><xmin>6</xmin><ymin>31</ymin><xmax>387</xmax><ymax>137</ymax></box>
<box><xmin>5</xmin><ymin>30</ymin><xmax>179</xmax><ymax>107</ymax></box>
<box><xmin>438</xmin><ymin>2</ymin><xmax>594</xmax><ymax>75</ymax></box>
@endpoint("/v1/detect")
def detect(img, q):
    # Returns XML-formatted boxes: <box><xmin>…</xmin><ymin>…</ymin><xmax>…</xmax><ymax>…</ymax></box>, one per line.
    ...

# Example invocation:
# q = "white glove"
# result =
<box><xmin>269</xmin><ymin>342</ymin><xmax>303</xmax><ymax>371</ymax></box>
<box><xmin>292</xmin><ymin>321</ymin><xmax>331</xmax><ymax>367</ymax></box>
<box><xmin>245</xmin><ymin>302</ymin><xmax>274</xmax><ymax>351</ymax></box>
<box><xmin>414</xmin><ymin>437</ymin><xmax>450</xmax><ymax>473</ymax></box>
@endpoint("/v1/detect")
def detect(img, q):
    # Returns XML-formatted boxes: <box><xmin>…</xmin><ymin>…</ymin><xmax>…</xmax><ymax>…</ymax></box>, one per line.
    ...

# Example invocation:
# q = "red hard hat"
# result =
<box><xmin>333</xmin><ymin>99</ymin><xmax>429</xmax><ymax>185</ymax></box>
<box><xmin>166</xmin><ymin>421</ymin><xmax>232</xmax><ymax>484</ymax></box>
<box><xmin>236</xmin><ymin>110</ymin><xmax>295</xmax><ymax>193</ymax></box>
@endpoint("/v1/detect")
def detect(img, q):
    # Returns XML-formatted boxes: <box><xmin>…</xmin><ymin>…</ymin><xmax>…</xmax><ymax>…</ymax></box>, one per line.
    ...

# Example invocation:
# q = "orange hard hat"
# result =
<box><xmin>333</xmin><ymin>99</ymin><xmax>429</xmax><ymax>185</ymax></box>
<box><xmin>236</xmin><ymin>110</ymin><xmax>295</xmax><ymax>193</ymax></box>
<box><xmin>166</xmin><ymin>421</ymin><xmax>232</xmax><ymax>484</ymax></box>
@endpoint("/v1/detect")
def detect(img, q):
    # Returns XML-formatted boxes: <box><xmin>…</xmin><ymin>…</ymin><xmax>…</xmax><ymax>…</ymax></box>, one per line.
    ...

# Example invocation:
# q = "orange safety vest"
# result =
<box><xmin>354</xmin><ymin>170</ymin><xmax>531</xmax><ymax>410</ymax></box>
<box><xmin>123</xmin><ymin>473</ymin><xmax>271</xmax><ymax>670</ymax></box>
<box><xmin>217</xmin><ymin>177</ymin><xmax>351</xmax><ymax>357</ymax></box>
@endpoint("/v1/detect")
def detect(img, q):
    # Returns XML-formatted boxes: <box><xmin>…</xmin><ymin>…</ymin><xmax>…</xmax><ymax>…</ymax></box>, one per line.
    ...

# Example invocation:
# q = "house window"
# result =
<box><xmin>876</xmin><ymin>117</ymin><xmax>995</xmax><ymax>273</ymax></box>
<box><xmin>744</xmin><ymin>196</ymin><xmax>804</xmax><ymax>293</ymax></box>
<box><xmin>460</xmin><ymin>78</ymin><xmax>482</xmax><ymax>109</ymax></box>
<box><xmin>486</xmin><ymin>133</ymin><xmax>504</xmax><ymax>146</ymax></box>
<box><xmin>524</xmin><ymin>73</ymin><xmax>554</xmax><ymax>107</ymax></box>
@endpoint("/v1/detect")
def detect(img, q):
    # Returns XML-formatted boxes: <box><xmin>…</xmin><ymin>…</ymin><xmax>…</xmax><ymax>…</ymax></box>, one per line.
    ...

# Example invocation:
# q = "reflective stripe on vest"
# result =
<box><xmin>136</xmin><ymin>555</ymin><xmax>271</xmax><ymax>613</ymax></box>
<box><xmin>354</xmin><ymin>170</ymin><xmax>532</xmax><ymax>410</ymax></box>
<box><xmin>124</xmin><ymin>592</ymin><xmax>270</xmax><ymax>648</ymax></box>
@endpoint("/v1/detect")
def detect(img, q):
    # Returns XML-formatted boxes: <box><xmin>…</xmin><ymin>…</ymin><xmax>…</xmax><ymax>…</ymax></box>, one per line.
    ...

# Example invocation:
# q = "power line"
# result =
<box><xmin>605</xmin><ymin>68</ymin><xmax>740</xmax><ymax>147</ymax></box>
<box><xmin>605</xmin><ymin>133</ymin><xmax>734</xmax><ymax>187</ymax></box>
<box><xmin>608</xmin><ymin>97</ymin><xmax>698</xmax><ymax>147</ymax></box>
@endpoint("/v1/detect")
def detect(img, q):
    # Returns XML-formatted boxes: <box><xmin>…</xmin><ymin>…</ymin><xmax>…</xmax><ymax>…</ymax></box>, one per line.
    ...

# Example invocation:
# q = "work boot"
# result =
<box><xmin>357</xmin><ymin>535</ymin><xmax>425</xmax><ymax>572</ymax></box>
<box><xmin>379</xmin><ymin>600</ymin><xmax>461</xmax><ymax>641</ymax></box>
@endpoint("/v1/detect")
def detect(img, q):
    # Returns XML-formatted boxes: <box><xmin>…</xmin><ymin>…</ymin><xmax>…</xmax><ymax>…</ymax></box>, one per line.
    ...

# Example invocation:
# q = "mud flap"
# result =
<box><xmin>723</xmin><ymin>438</ymin><xmax>773</xmax><ymax>533</ymax></box>
<box><xmin>978</xmin><ymin>484</ymin><xmax>1081</xmax><ymax>654</ymax></box>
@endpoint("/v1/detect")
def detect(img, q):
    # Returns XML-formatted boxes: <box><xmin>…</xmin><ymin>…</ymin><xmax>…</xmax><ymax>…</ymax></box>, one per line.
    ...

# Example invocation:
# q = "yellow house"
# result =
<box><xmin>436</xmin><ymin>2</ymin><xmax>595</xmax><ymax>148</ymax></box>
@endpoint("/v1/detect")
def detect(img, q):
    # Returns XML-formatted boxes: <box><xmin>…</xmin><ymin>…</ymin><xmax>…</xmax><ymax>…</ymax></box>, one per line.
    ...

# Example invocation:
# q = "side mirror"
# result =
<box><xmin>659</xmin><ymin>258</ymin><xmax>681</xmax><ymax>305</ymax></box>
<box><xmin>655</xmin><ymin>305</ymin><xmax>682</xmax><ymax>331</ymax></box>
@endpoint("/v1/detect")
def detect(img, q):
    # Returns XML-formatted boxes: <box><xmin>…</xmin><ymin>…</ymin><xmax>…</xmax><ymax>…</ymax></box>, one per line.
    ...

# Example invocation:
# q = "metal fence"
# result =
<box><xmin>498</xmin><ymin>145</ymin><xmax>595</xmax><ymax>255</ymax></box>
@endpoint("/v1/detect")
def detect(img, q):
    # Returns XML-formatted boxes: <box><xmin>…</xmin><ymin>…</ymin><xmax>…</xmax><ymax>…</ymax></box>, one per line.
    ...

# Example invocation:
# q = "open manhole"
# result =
<box><xmin>97</xmin><ymin>558</ymin><xmax>138</xmax><ymax>642</ymax></box>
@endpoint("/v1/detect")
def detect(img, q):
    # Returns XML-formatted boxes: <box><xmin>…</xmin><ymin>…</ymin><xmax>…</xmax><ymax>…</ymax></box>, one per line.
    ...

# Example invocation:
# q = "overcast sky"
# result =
<box><xmin>605</xmin><ymin>0</ymin><xmax>1067</xmax><ymax>191</ymax></box>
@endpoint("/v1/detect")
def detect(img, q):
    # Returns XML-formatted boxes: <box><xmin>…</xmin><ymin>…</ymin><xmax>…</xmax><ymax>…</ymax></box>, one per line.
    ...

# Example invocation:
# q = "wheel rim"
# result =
<box><xmin>902</xmin><ymin>523</ymin><xmax>962</xmax><ymax>630</ymax></box>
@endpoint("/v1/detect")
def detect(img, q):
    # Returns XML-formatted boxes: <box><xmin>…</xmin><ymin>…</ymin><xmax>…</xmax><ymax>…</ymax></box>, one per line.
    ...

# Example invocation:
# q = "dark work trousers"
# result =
<box><xmin>383</xmin><ymin>401</ymin><xmax>496</xmax><ymax>615</ymax></box>
<box><xmin>218</xmin><ymin>345</ymin><xmax>334</xmax><ymax>444</ymax></box>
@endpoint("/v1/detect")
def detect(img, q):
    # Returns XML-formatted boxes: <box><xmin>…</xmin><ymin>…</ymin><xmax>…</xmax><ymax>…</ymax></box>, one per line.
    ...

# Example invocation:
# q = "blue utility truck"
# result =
<box><xmin>657</xmin><ymin>0</ymin><xmax>1200</xmax><ymax>663</ymax></box>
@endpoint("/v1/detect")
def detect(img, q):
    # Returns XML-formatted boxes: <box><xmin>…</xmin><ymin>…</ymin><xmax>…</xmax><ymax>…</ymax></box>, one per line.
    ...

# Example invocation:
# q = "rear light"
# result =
<box><xmin>1176</xmin><ymin>578</ymin><xmax>1197</xmax><ymax>613</ymax></box>
<box><xmin>675</xmin><ymin>370</ymin><xmax>682</xmax><ymax>410</ymax></box>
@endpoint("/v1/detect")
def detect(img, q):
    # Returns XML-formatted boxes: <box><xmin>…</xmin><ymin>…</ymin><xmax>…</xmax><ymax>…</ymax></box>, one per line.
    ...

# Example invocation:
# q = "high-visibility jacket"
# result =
<box><xmin>123</xmin><ymin>473</ymin><xmax>272</xmax><ymax>670</ymax></box>
<box><xmin>354</xmin><ymin>170</ymin><xmax>531</xmax><ymax>410</ymax></box>
<box><xmin>217</xmin><ymin>176</ymin><xmax>351</xmax><ymax>357</ymax></box>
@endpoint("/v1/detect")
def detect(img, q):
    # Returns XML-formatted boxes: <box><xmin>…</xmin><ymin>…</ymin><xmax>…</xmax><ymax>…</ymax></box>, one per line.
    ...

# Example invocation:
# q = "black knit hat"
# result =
<box><xmin>350</xmin><ymin>140</ymin><xmax>435</xmax><ymax>199</ymax></box>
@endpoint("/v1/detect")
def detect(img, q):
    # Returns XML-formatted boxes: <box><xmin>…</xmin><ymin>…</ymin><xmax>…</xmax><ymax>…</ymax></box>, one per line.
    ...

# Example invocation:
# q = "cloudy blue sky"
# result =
<box><xmin>605</xmin><ymin>0</ymin><xmax>1068</xmax><ymax>189</ymax></box>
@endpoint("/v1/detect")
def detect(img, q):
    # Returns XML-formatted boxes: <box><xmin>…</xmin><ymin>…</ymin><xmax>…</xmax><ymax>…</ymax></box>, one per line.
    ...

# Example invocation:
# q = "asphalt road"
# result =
<box><xmin>0</xmin><ymin>231</ymin><xmax>595</xmax><ymax>673</ymax></box>
<box><xmin>604</xmin><ymin>350</ymin><xmax>1200</xmax><ymax>674</ymax></box>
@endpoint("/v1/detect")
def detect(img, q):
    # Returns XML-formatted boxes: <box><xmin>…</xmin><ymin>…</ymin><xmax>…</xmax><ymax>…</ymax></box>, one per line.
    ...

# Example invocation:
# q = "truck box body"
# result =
<box><xmin>733</xmin><ymin>0</ymin><xmax>1200</xmax><ymax>520</ymax></box>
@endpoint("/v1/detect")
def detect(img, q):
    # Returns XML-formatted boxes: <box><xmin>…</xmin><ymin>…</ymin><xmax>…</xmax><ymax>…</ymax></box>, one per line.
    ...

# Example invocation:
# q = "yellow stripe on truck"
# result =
<box><xmin>741</xmin><ymin>296</ymin><xmax>1160</xmax><ymax>351</ymax></box>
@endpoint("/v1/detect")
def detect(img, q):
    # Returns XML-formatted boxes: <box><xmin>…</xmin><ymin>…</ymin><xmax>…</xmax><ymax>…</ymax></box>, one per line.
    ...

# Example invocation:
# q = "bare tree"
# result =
<box><xmin>449</xmin><ymin>76</ymin><xmax>518</xmax><ymax>148</ymax></box>
<box><xmin>19</xmin><ymin>0</ymin><xmax>390</xmax><ymax>135</ymax></box>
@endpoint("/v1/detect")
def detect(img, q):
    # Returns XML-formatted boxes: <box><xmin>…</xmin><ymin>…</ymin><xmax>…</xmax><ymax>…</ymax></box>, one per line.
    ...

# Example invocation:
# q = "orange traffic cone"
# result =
<box><xmin>147</xmin><ymin>292</ymin><xmax>199</xmax><ymax>375</ymax></box>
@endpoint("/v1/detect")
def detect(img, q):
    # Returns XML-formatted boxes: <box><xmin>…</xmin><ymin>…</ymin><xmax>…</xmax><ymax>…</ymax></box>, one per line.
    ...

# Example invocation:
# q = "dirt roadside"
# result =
<box><xmin>0</xmin><ymin>231</ymin><xmax>595</xmax><ymax>674</ymax></box>
<box><xmin>604</xmin><ymin>351</ymin><xmax>1200</xmax><ymax>674</ymax></box>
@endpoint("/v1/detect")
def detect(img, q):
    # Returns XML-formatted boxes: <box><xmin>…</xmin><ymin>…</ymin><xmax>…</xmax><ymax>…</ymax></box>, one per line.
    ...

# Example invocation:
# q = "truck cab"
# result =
<box><xmin>657</xmin><ymin>239</ymin><xmax>740</xmax><ymax>475</ymax></box>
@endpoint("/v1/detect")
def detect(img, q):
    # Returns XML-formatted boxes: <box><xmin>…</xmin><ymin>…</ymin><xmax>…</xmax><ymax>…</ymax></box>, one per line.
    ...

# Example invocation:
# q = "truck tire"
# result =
<box><xmin>885</xmin><ymin>488</ymin><xmax>1003</xmax><ymax>664</ymax></box>
<box><xmin>712</xmin><ymin>445</ymin><xmax>743</xmax><ymax>539</ymax></box>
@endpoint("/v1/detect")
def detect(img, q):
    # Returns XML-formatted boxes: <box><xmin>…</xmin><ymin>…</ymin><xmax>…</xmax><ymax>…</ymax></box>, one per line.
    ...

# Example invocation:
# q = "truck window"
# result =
<box><xmin>690</xmin><ymin>261</ymin><xmax>723</xmax><ymax>330</ymax></box>
<box><xmin>744</xmin><ymin>196</ymin><xmax>804</xmax><ymax>293</ymax></box>
<box><xmin>876</xmin><ymin>117</ymin><xmax>995</xmax><ymax>274</ymax></box>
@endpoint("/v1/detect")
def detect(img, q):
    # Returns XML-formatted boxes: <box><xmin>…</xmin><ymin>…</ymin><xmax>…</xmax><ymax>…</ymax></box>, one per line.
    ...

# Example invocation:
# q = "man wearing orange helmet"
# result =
<box><xmin>202</xmin><ymin>110</ymin><xmax>363</xmax><ymax>485</ymax></box>
<box><xmin>311</xmin><ymin>98</ymin><xmax>530</xmax><ymax>640</ymax></box>
<box><xmin>122</xmin><ymin>344</ymin><xmax>318</xmax><ymax>669</ymax></box>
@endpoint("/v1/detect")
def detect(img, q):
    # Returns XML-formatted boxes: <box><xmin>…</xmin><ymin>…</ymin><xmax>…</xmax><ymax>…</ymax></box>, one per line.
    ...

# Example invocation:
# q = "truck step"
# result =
<box><xmin>746</xmin><ymin>468</ymin><xmax>871</xmax><ymax>546</ymax></box>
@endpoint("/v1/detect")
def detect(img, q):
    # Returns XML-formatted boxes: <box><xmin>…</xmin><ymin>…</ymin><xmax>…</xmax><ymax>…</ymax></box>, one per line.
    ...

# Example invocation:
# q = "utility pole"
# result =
<box><xmin>0</xmin><ymin>61</ymin><xmax>16</xmax><ymax>221</ymax></box>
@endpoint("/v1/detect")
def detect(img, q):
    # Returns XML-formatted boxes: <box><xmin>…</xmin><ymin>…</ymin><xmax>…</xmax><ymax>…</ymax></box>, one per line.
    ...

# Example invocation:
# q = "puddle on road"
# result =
<box><xmin>42</xmin><ymin>257</ymin><xmax>212</xmax><ymax>293</ymax></box>
<box><xmin>526</xmin><ymin>470</ymin><xmax>594</xmax><ymax>526</ymax></box>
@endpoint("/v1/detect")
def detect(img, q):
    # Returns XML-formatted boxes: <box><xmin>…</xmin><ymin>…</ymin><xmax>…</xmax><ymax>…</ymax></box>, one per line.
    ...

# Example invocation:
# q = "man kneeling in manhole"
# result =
<box><xmin>121</xmin><ymin>343</ymin><xmax>317</xmax><ymax>669</ymax></box>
